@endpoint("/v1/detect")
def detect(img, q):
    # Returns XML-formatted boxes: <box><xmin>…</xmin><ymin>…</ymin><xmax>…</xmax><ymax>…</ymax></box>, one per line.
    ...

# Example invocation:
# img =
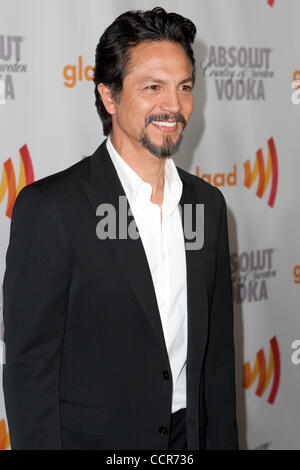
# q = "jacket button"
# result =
<box><xmin>163</xmin><ymin>370</ymin><xmax>170</xmax><ymax>380</ymax></box>
<box><xmin>159</xmin><ymin>426</ymin><xmax>168</xmax><ymax>436</ymax></box>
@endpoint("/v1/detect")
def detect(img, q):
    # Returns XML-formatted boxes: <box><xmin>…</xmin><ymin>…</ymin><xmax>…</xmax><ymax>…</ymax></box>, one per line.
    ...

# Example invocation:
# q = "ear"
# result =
<box><xmin>97</xmin><ymin>83</ymin><xmax>117</xmax><ymax>115</ymax></box>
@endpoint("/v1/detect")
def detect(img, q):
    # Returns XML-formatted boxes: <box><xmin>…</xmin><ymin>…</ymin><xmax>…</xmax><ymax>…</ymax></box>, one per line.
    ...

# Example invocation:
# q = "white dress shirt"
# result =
<box><xmin>106</xmin><ymin>136</ymin><xmax>188</xmax><ymax>413</ymax></box>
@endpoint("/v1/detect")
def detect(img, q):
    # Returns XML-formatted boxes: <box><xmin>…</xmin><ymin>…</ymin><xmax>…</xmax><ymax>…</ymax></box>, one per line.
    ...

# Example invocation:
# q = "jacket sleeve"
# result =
<box><xmin>2</xmin><ymin>184</ymin><xmax>70</xmax><ymax>449</ymax></box>
<box><xmin>204</xmin><ymin>190</ymin><xmax>239</xmax><ymax>450</ymax></box>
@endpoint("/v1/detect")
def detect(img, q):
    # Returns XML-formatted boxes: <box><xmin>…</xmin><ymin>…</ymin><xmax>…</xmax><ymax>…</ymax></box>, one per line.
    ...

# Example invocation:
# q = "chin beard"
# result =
<box><xmin>139</xmin><ymin>131</ymin><xmax>184</xmax><ymax>158</ymax></box>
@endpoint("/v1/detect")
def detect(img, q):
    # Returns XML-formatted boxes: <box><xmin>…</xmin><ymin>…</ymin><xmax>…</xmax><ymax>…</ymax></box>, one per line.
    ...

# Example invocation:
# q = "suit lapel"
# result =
<box><xmin>79</xmin><ymin>140</ymin><xmax>168</xmax><ymax>358</ymax></box>
<box><xmin>80</xmin><ymin>139</ymin><xmax>209</xmax><ymax>371</ymax></box>
<box><xmin>178</xmin><ymin>177</ymin><xmax>209</xmax><ymax>372</ymax></box>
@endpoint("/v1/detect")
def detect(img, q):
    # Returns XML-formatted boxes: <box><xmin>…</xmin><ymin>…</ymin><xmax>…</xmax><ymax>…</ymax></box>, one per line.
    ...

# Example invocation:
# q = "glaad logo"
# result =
<box><xmin>0</xmin><ymin>144</ymin><xmax>34</xmax><ymax>218</ymax></box>
<box><xmin>293</xmin><ymin>265</ymin><xmax>300</xmax><ymax>284</ymax></box>
<box><xmin>63</xmin><ymin>56</ymin><xmax>94</xmax><ymax>88</ymax></box>
<box><xmin>200</xmin><ymin>46</ymin><xmax>274</xmax><ymax>101</ymax></box>
<box><xmin>195</xmin><ymin>138</ymin><xmax>278</xmax><ymax>207</ymax></box>
<box><xmin>95</xmin><ymin>196</ymin><xmax>204</xmax><ymax>251</ymax></box>
<box><xmin>0</xmin><ymin>419</ymin><xmax>10</xmax><ymax>450</ymax></box>
<box><xmin>196</xmin><ymin>165</ymin><xmax>237</xmax><ymax>187</ymax></box>
<box><xmin>243</xmin><ymin>336</ymin><xmax>280</xmax><ymax>405</ymax></box>
<box><xmin>0</xmin><ymin>35</ymin><xmax>27</xmax><ymax>101</ymax></box>
<box><xmin>231</xmin><ymin>248</ymin><xmax>276</xmax><ymax>303</ymax></box>
<box><xmin>244</xmin><ymin>137</ymin><xmax>278</xmax><ymax>207</ymax></box>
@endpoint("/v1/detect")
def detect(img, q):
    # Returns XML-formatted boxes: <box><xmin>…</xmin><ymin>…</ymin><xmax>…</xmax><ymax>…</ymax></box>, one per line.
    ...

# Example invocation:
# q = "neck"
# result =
<box><xmin>110</xmin><ymin>132</ymin><xmax>166</xmax><ymax>206</ymax></box>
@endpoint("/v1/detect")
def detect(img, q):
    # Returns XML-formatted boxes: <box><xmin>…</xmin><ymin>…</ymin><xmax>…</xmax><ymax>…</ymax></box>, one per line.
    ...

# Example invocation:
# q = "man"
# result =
<box><xmin>2</xmin><ymin>7</ymin><xmax>238</xmax><ymax>450</ymax></box>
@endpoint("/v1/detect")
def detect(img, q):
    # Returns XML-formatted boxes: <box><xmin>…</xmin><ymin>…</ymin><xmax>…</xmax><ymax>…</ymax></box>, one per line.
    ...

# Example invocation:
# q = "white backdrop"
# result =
<box><xmin>0</xmin><ymin>0</ymin><xmax>299</xmax><ymax>450</ymax></box>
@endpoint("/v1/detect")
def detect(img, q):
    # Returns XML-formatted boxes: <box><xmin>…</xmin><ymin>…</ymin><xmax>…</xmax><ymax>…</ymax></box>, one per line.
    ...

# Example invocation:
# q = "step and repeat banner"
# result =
<box><xmin>0</xmin><ymin>0</ymin><xmax>299</xmax><ymax>450</ymax></box>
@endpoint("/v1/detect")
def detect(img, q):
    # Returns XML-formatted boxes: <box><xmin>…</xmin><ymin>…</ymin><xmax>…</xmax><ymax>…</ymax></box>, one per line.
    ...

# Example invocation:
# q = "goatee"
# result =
<box><xmin>139</xmin><ymin>132</ymin><xmax>184</xmax><ymax>158</ymax></box>
<box><xmin>139</xmin><ymin>112</ymin><xmax>186</xmax><ymax>158</ymax></box>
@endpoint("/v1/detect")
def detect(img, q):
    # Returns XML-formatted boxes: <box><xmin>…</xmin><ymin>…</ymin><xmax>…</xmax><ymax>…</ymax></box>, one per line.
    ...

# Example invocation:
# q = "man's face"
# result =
<box><xmin>110</xmin><ymin>40</ymin><xmax>194</xmax><ymax>158</ymax></box>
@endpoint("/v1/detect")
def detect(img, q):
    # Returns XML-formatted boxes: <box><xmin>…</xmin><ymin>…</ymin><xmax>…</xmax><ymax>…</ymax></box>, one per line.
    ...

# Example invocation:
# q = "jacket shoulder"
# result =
<box><xmin>21</xmin><ymin>150</ymin><xmax>92</xmax><ymax>201</ymax></box>
<box><xmin>11</xmin><ymin>153</ymin><xmax>92</xmax><ymax>220</ymax></box>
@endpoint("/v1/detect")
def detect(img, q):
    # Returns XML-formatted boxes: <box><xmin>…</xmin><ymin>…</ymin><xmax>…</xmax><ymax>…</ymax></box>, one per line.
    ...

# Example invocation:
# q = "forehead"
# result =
<box><xmin>125</xmin><ymin>40</ymin><xmax>192</xmax><ymax>80</ymax></box>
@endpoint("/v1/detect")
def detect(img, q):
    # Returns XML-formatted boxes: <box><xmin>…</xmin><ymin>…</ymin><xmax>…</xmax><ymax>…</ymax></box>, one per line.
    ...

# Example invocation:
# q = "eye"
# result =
<box><xmin>146</xmin><ymin>85</ymin><xmax>160</xmax><ymax>90</ymax></box>
<box><xmin>180</xmin><ymin>85</ymin><xmax>192</xmax><ymax>92</ymax></box>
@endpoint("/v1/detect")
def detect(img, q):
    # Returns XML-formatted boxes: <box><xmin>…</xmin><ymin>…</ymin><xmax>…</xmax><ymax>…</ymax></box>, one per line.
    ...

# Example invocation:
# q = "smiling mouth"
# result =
<box><xmin>151</xmin><ymin>121</ymin><xmax>178</xmax><ymax>132</ymax></box>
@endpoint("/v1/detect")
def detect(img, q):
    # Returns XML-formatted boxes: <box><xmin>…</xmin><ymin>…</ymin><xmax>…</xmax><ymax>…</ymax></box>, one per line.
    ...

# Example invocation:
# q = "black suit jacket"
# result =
<box><xmin>2</xmin><ymin>139</ymin><xmax>238</xmax><ymax>450</ymax></box>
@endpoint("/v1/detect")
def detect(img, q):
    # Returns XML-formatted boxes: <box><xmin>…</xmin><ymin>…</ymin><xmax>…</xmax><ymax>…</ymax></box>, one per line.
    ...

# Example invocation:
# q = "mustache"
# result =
<box><xmin>145</xmin><ymin>112</ymin><xmax>186</xmax><ymax>128</ymax></box>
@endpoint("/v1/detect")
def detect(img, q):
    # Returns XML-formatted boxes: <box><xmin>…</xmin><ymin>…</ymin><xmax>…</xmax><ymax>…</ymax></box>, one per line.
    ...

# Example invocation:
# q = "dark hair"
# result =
<box><xmin>93</xmin><ymin>7</ymin><xmax>197</xmax><ymax>136</ymax></box>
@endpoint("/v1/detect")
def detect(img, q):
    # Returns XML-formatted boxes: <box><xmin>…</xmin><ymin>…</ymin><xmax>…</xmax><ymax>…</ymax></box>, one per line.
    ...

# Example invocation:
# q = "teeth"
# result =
<box><xmin>152</xmin><ymin>121</ymin><xmax>177</xmax><ymax>128</ymax></box>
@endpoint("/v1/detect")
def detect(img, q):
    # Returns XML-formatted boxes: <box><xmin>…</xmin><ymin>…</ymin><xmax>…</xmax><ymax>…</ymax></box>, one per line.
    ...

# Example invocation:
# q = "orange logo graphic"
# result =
<box><xmin>293</xmin><ymin>71</ymin><xmax>300</xmax><ymax>89</ymax></box>
<box><xmin>196</xmin><ymin>165</ymin><xmax>237</xmax><ymax>187</ymax></box>
<box><xmin>293</xmin><ymin>265</ymin><xmax>300</xmax><ymax>284</ymax></box>
<box><xmin>63</xmin><ymin>56</ymin><xmax>94</xmax><ymax>88</ymax></box>
<box><xmin>0</xmin><ymin>144</ymin><xmax>34</xmax><ymax>218</ymax></box>
<box><xmin>0</xmin><ymin>419</ymin><xmax>10</xmax><ymax>450</ymax></box>
<box><xmin>243</xmin><ymin>137</ymin><xmax>278</xmax><ymax>207</ymax></box>
<box><xmin>243</xmin><ymin>336</ymin><xmax>280</xmax><ymax>404</ymax></box>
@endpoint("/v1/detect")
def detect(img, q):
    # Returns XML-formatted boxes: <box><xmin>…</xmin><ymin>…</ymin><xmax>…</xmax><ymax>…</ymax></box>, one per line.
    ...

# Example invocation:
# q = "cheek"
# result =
<box><xmin>185</xmin><ymin>96</ymin><xmax>194</xmax><ymax>113</ymax></box>
<box><xmin>183</xmin><ymin>97</ymin><xmax>194</xmax><ymax>122</ymax></box>
<box><xmin>117</xmin><ymin>107</ymin><xmax>146</xmax><ymax>136</ymax></box>
<box><xmin>123</xmin><ymin>96</ymin><xmax>153</xmax><ymax>125</ymax></box>
<box><xmin>137</xmin><ymin>96</ymin><xmax>157</xmax><ymax>117</ymax></box>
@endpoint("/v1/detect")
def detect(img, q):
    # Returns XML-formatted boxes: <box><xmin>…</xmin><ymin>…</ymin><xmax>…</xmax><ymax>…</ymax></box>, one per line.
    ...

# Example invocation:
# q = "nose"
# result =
<box><xmin>160</xmin><ymin>88</ymin><xmax>182</xmax><ymax>115</ymax></box>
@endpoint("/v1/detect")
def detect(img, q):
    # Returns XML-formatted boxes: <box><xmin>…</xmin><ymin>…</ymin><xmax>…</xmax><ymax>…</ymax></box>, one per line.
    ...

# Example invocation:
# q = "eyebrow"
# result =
<box><xmin>139</xmin><ymin>77</ymin><xmax>195</xmax><ymax>88</ymax></box>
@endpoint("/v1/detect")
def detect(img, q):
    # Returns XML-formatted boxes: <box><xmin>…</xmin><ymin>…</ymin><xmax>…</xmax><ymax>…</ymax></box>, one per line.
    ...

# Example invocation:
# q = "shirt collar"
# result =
<box><xmin>106</xmin><ymin>135</ymin><xmax>182</xmax><ymax>210</ymax></box>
